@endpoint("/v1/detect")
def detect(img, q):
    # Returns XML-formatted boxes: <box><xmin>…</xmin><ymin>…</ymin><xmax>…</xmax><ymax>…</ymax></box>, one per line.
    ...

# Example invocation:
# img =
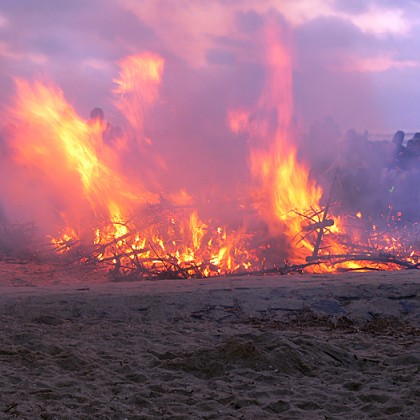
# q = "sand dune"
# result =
<box><xmin>0</xmin><ymin>260</ymin><xmax>419</xmax><ymax>418</ymax></box>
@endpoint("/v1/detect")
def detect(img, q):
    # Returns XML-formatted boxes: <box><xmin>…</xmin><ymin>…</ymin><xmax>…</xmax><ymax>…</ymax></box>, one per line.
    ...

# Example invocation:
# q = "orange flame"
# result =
<box><xmin>113</xmin><ymin>53</ymin><xmax>164</xmax><ymax>144</ymax></box>
<box><xmin>9</xmin><ymin>78</ymin><xmax>157</xmax><ymax>236</ymax></box>
<box><xmin>236</xmin><ymin>21</ymin><xmax>323</xmax><ymax>260</ymax></box>
<box><xmin>5</xmin><ymin>62</ymin><xmax>257</xmax><ymax>276</ymax></box>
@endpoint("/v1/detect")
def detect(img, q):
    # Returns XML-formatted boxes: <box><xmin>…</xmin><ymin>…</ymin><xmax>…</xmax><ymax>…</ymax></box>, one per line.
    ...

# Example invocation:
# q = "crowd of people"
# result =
<box><xmin>325</xmin><ymin>128</ymin><xmax>420</xmax><ymax>224</ymax></box>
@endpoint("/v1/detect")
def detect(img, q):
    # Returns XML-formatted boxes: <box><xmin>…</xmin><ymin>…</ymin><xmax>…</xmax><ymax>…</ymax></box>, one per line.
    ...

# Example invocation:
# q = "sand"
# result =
<box><xmin>0</xmin><ymin>260</ymin><xmax>419</xmax><ymax>419</ymax></box>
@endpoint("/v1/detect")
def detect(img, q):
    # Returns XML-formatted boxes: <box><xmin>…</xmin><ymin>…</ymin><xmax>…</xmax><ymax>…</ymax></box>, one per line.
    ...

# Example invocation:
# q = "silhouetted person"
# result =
<box><xmin>406</xmin><ymin>132</ymin><xmax>420</xmax><ymax>158</ymax></box>
<box><xmin>88</xmin><ymin>107</ymin><xmax>122</xmax><ymax>145</ymax></box>
<box><xmin>89</xmin><ymin>107</ymin><xmax>104</xmax><ymax>121</ymax></box>
<box><xmin>89</xmin><ymin>107</ymin><xmax>109</xmax><ymax>132</ymax></box>
<box><xmin>390</xmin><ymin>130</ymin><xmax>411</xmax><ymax>170</ymax></box>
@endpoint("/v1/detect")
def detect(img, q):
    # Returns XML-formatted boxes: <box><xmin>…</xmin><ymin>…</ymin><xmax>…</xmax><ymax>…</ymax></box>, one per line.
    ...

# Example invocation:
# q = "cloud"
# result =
<box><xmin>339</xmin><ymin>54</ymin><xmax>420</xmax><ymax>73</ymax></box>
<box><xmin>206</xmin><ymin>48</ymin><xmax>237</xmax><ymax>65</ymax></box>
<box><xmin>351</xmin><ymin>6</ymin><xmax>408</xmax><ymax>36</ymax></box>
<box><xmin>0</xmin><ymin>12</ymin><xmax>8</xmax><ymax>28</ymax></box>
<box><xmin>333</xmin><ymin>0</ymin><xmax>370</xmax><ymax>15</ymax></box>
<box><xmin>294</xmin><ymin>13</ymin><xmax>420</xmax><ymax>72</ymax></box>
<box><xmin>1</xmin><ymin>0</ymin><xmax>420</xmax><ymax>135</ymax></box>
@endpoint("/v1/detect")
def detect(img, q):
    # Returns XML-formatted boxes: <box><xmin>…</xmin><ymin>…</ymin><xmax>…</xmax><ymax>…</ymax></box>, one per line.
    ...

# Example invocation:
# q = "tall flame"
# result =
<box><xmin>113</xmin><ymin>53</ymin><xmax>165</xmax><ymax>144</ymax></box>
<box><xmin>3</xmin><ymin>54</ymin><xmax>258</xmax><ymax>276</ymax></box>
<box><xmin>235</xmin><ymin>21</ymin><xmax>323</xmax><ymax>260</ymax></box>
<box><xmin>8</xmin><ymin>79</ymin><xmax>157</xmax><ymax>235</ymax></box>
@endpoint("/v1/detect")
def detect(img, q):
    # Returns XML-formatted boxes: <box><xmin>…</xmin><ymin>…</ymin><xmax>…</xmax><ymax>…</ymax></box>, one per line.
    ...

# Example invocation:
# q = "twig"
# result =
<box><xmin>4</xmin><ymin>402</ymin><xmax>18</xmax><ymax>413</ymax></box>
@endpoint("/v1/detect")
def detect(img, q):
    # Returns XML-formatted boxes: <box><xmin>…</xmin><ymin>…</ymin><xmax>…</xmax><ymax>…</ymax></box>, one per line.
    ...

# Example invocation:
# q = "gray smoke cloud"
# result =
<box><xmin>1</xmin><ymin>1</ymin><xmax>418</xmax><ymax>131</ymax></box>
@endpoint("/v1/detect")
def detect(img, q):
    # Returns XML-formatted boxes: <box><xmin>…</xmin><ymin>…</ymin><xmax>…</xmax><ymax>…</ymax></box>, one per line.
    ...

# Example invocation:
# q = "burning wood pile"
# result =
<box><xmin>2</xmin><ymin>182</ymin><xmax>420</xmax><ymax>280</ymax></box>
<box><xmin>1</xmin><ymin>30</ymin><xmax>420</xmax><ymax>279</ymax></box>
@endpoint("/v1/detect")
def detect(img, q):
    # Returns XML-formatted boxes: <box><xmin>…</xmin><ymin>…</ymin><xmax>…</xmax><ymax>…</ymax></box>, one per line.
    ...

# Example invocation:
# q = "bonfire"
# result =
<box><xmin>0</xmin><ymin>21</ymin><xmax>419</xmax><ymax>280</ymax></box>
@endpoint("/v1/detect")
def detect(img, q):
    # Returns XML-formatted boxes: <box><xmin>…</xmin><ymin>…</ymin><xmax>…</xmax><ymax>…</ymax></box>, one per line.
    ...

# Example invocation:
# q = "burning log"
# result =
<box><xmin>10</xmin><ymin>166</ymin><xmax>420</xmax><ymax>280</ymax></box>
<box><xmin>304</xmin><ymin>252</ymin><xmax>420</xmax><ymax>270</ymax></box>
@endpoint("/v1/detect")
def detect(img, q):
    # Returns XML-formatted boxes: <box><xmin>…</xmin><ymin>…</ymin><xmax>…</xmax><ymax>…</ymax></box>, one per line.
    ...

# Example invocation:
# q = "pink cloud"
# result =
<box><xmin>335</xmin><ymin>53</ymin><xmax>420</xmax><ymax>73</ymax></box>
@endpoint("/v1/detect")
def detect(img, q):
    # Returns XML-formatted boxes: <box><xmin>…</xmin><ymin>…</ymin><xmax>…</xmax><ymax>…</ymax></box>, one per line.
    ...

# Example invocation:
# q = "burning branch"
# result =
<box><xmin>307</xmin><ymin>167</ymin><xmax>339</xmax><ymax>261</ymax></box>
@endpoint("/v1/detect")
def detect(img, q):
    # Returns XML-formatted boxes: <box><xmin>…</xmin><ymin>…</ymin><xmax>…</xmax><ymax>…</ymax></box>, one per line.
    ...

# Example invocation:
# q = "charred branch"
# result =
<box><xmin>305</xmin><ymin>252</ymin><xmax>420</xmax><ymax>269</ymax></box>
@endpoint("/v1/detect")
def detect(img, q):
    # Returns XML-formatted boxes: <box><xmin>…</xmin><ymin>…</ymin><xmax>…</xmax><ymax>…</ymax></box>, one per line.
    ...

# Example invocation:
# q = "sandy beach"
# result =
<box><xmin>0</xmin><ymin>260</ymin><xmax>419</xmax><ymax>419</ymax></box>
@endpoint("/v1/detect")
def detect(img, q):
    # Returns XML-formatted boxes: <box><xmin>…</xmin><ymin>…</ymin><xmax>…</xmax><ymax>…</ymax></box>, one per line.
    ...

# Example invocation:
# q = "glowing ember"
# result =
<box><xmin>48</xmin><ymin>227</ymin><xmax>79</xmax><ymax>255</ymax></box>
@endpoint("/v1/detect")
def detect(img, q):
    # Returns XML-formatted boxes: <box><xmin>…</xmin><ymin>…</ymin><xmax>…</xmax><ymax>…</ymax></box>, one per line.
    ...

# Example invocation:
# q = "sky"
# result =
<box><xmin>1</xmin><ymin>0</ymin><xmax>420</xmax><ymax>136</ymax></box>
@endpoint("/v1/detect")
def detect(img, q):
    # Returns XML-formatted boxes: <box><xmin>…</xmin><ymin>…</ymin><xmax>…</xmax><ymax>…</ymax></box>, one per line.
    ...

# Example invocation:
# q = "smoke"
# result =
<box><xmin>2</xmin><ymin>1</ymin><xmax>418</xmax><ymax>131</ymax></box>
<box><xmin>0</xmin><ymin>1</ymin><xmax>420</xmax><ymax>261</ymax></box>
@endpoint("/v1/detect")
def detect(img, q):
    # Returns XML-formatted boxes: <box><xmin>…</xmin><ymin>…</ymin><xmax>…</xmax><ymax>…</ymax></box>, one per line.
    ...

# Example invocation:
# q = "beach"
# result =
<box><xmin>0</xmin><ymin>260</ymin><xmax>419</xmax><ymax>419</ymax></box>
